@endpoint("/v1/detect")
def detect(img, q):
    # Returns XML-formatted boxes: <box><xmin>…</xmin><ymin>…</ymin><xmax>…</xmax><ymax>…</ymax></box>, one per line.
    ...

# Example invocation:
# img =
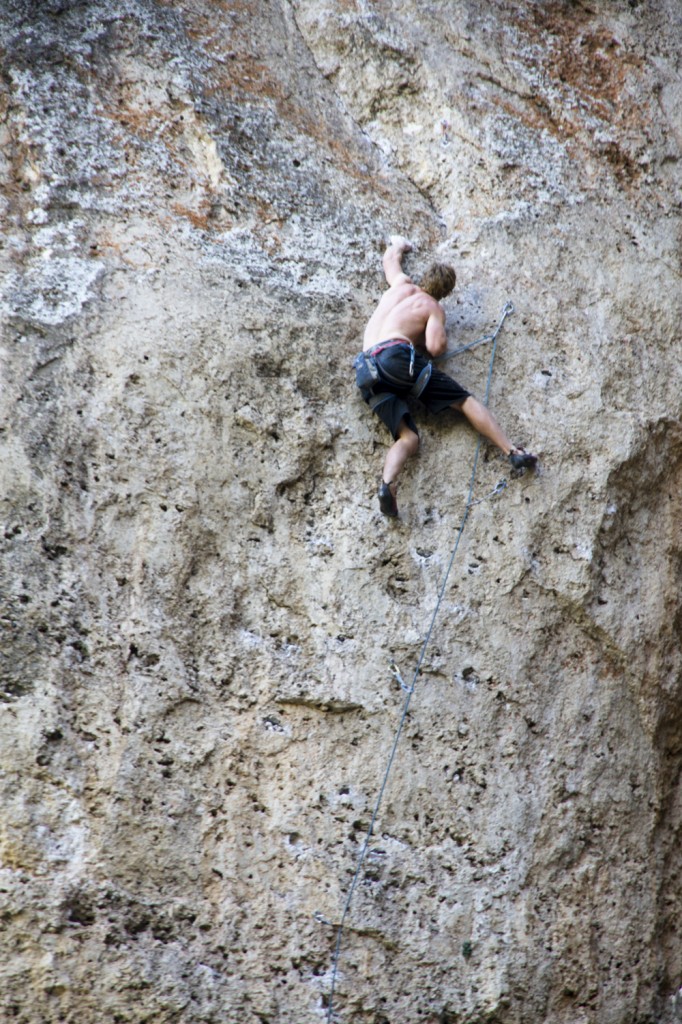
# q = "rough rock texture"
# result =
<box><xmin>1</xmin><ymin>1</ymin><xmax>681</xmax><ymax>1022</ymax></box>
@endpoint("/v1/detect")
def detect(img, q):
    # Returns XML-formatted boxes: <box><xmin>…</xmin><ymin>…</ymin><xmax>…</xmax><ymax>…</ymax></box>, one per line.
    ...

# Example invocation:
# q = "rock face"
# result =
<box><xmin>1</xmin><ymin>1</ymin><xmax>681</xmax><ymax>1022</ymax></box>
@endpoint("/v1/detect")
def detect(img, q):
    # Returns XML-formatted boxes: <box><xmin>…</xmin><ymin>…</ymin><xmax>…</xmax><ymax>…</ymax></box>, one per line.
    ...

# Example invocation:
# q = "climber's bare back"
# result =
<box><xmin>363</xmin><ymin>280</ymin><xmax>443</xmax><ymax>352</ymax></box>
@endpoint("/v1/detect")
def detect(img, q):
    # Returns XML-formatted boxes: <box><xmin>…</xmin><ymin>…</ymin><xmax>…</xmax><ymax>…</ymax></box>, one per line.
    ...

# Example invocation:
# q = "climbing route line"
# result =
<box><xmin>325</xmin><ymin>302</ymin><xmax>514</xmax><ymax>1024</ymax></box>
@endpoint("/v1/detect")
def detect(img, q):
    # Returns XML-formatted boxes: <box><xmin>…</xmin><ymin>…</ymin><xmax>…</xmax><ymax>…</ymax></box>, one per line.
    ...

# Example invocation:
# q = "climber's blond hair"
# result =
<box><xmin>420</xmin><ymin>263</ymin><xmax>456</xmax><ymax>301</ymax></box>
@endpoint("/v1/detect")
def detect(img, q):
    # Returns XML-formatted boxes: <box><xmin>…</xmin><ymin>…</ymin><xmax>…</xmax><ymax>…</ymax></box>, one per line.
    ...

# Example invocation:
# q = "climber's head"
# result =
<box><xmin>420</xmin><ymin>262</ymin><xmax>457</xmax><ymax>301</ymax></box>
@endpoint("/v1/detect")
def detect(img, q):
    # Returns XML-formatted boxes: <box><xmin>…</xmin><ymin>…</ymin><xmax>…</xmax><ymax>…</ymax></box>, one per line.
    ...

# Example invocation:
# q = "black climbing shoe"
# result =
<box><xmin>508</xmin><ymin>447</ymin><xmax>538</xmax><ymax>471</ymax></box>
<box><xmin>378</xmin><ymin>481</ymin><xmax>398</xmax><ymax>517</ymax></box>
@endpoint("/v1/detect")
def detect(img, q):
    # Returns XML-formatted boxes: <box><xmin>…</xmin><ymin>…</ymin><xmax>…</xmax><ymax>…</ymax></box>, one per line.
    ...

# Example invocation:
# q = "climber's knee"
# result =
<box><xmin>397</xmin><ymin>421</ymin><xmax>419</xmax><ymax>456</ymax></box>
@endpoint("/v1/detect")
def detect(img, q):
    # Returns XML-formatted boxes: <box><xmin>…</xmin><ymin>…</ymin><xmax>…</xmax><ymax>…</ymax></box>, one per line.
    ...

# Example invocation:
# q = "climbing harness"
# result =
<box><xmin>353</xmin><ymin>339</ymin><xmax>432</xmax><ymax>400</ymax></box>
<box><xmin>326</xmin><ymin>301</ymin><xmax>514</xmax><ymax>1023</ymax></box>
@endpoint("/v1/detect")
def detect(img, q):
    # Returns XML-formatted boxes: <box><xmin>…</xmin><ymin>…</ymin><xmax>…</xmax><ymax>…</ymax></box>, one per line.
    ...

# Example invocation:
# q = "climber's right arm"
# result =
<box><xmin>382</xmin><ymin>236</ymin><xmax>412</xmax><ymax>287</ymax></box>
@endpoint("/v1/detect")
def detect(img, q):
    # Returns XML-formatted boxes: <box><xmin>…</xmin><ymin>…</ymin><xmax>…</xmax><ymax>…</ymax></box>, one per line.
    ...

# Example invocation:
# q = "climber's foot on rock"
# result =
<box><xmin>379</xmin><ymin>480</ymin><xmax>398</xmax><ymax>517</ymax></box>
<box><xmin>509</xmin><ymin>447</ymin><xmax>538</xmax><ymax>471</ymax></box>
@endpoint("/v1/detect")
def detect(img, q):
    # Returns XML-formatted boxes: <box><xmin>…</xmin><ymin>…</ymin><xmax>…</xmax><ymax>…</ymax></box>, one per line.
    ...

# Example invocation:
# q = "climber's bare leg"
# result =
<box><xmin>457</xmin><ymin>396</ymin><xmax>514</xmax><ymax>455</ymax></box>
<box><xmin>378</xmin><ymin>419</ymin><xmax>419</xmax><ymax>517</ymax></box>
<box><xmin>383</xmin><ymin>419</ymin><xmax>419</xmax><ymax>488</ymax></box>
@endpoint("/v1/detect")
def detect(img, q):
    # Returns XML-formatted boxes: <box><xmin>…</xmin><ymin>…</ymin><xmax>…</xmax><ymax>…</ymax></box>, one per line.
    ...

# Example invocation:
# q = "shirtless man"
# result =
<box><xmin>359</xmin><ymin>236</ymin><xmax>537</xmax><ymax>517</ymax></box>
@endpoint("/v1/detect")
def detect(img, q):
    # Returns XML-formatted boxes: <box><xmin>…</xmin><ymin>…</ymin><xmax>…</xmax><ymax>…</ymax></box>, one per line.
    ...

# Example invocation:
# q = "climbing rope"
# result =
<box><xmin>324</xmin><ymin>301</ymin><xmax>514</xmax><ymax>1023</ymax></box>
<box><xmin>437</xmin><ymin>302</ymin><xmax>514</xmax><ymax>363</ymax></box>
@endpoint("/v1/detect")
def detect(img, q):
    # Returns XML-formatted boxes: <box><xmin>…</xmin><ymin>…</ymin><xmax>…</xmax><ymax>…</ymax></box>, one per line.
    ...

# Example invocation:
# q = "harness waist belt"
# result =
<box><xmin>365</xmin><ymin>339</ymin><xmax>412</xmax><ymax>358</ymax></box>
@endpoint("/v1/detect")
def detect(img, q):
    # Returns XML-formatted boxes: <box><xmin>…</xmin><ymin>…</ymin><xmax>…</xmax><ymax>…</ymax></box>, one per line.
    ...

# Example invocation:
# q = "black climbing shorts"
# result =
<box><xmin>366</xmin><ymin>344</ymin><xmax>471</xmax><ymax>440</ymax></box>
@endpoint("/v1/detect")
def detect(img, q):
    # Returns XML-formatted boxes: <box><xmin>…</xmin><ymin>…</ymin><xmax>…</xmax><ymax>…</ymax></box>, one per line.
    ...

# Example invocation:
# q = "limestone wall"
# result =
<box><xmin>1</xmin><ymin>1</ymin><xmax>681</xmax><ymax>1022</ymax></box>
